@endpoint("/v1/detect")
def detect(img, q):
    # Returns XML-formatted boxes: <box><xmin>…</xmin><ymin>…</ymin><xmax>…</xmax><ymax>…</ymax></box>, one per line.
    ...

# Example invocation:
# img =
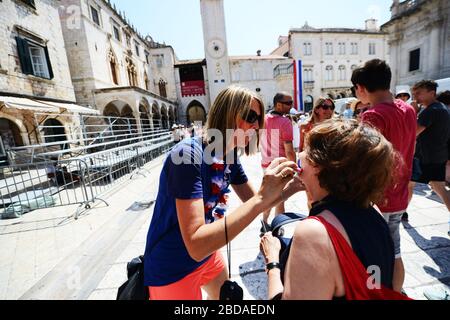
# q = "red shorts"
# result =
<box><xmin>148</xmin><ymin>251</ymin><xmax>226</xmax><ymax>300</ymax></box>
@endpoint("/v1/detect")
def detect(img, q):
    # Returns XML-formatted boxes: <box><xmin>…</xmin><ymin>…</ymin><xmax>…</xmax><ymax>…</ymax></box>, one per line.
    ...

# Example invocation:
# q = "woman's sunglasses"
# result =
<box><xmin>242</xmin><ymin>109</ymin><xmax>262</xmax><ymax>124</ymax></box>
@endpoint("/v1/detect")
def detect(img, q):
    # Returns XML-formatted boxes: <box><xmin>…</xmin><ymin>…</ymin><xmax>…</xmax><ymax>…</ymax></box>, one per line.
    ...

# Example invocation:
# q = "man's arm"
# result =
<box><xmin>417</xmin><ymin>125</ymin><xmax>427</xmax><ymax>137</ymax></box>
<box><xmin>417</xmin><ymin>106</ymin><xmax>433</xmax><ymax>137</ymax></box>
<box><xmin>284</xmin><ymin>141</ymin><xmax>296</xmax><ymax>163</ymax></box>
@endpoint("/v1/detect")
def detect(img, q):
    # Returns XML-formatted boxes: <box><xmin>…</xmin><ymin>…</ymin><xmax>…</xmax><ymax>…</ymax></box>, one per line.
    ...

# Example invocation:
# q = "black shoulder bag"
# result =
<box><xmin>116</xmin><ymin>223</ymin><xmax>178</xmax><ymax>300</ymax></box>
<box><xmin>219</xmin><ymin>216</ymin><xmax>244</xmax><ymax>300</ymax></box>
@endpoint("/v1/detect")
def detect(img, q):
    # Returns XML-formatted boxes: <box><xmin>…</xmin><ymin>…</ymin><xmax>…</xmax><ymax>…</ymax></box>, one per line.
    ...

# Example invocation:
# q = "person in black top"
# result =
<box><xmin>411</xmin><ymin>80</ymin><xmax>450</xmax><ymax>212</ymax></box>
<box><xmin>260</xmin><ymin>120</ymin><xmax>397</xmax><ymax>299</ymax></box>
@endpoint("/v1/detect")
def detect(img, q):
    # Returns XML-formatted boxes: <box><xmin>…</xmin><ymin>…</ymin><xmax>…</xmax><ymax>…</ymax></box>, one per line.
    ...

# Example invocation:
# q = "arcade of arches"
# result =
<box><xmin>101</xmin><ymin>99</ymin><xmax>177</xmax><ymax>133</ymax></box>
<box><xmin>0</xmin><ymin>118</ymin><xmax>24</xmax><ymax>149</ymax></box>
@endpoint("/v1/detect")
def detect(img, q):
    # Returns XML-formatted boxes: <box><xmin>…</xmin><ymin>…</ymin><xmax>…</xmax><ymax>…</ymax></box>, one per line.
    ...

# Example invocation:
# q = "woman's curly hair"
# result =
<box><xmin>305</xmin><ymin>119</ymin><xmax>401</xmax><ymax>208</ymax></box>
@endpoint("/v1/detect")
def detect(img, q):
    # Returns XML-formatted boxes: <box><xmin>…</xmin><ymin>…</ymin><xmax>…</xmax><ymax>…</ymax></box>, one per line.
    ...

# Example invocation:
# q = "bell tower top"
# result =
<box><xmin>200</xmin><ymin>0</ymin><xmax>231</xmax><ymax>104</ymax></box>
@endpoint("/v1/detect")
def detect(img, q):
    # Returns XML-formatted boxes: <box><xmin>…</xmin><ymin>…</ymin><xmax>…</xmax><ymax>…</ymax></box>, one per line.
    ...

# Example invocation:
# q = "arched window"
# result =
<box><xmin>125</xmin><ymin>56</ymin><xmax>138</xmax><ymax>87</ymax></box>
<box><xmin>325</xmin><ymin>65</ymin><xmax>334</xmax><ymax>81</ymax></box>
<box><xmin>0</xmin><ymin>118</ymin><xmax>24</xmax><ymax>148</ymax></box>
<box><xmin>303</xmin><ymin>68</ymin><xmax>313</xmax><ymax>82</ymax></box>
<box><xmin>158</xmin><ymin>79</ymin><xmax>167</xmax><ymax>98</ymax></box>
<box><xmin>43</xmin><ymin>119</ymin><xmax>67</xmax><ymax>149</ymax></box>
<box><xmin>338</xmin><ymin>65</ymin><xmax>346</xmax><ymax>81</ymax></box>
<box><xmin>338</xmin><ymin>42</ymin><xmax>346</xmax><ymax>55</ymax></box>
<box><xmin>325</xmin><ymin>42</ymin><xmax>333</xmax><ymax>55</ymax></box>
<box><xmin>303</xmin><ymin>42</ymin><xmax>312</xmax><ymax>56</ymax></box>
<box><xmin>144</xmin><ymin>72</ymin><xmax>150</xmax><ymax>91</ymax></box>
<box><xmin>108</xmin><ymin>49</ymin><xmax>119</xmax><ymax>85</ymax></box>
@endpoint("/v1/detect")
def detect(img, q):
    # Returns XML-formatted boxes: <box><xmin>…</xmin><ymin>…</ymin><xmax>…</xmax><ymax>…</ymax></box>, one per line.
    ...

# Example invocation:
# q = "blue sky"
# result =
<box><xmin>111</xmin><ymin>0</ymin><xmax>393</xmax><ymax>60</ymax></box>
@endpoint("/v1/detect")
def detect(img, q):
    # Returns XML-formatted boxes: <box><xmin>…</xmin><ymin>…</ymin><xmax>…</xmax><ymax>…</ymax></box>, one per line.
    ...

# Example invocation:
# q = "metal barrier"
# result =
<box><xmin>0</xmin><ymin>112</ymin><xmax>178</xmax><ymax>220</ymax></box>
<box><xmin>0</xmin><ymin>139</ymin><xmax>174</xmax><ymax>220</ymax></box>
<box><xmin>0</xmin><ymin>157</ymin><xmax>91</xmax><ymax>219</ymax></box>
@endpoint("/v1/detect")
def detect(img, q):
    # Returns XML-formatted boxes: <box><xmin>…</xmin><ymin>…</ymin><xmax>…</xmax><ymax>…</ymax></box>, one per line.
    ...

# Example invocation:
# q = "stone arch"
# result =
<box><xmin>42</xmin><ymin>118</ymin><xmax>68</xmax><ymax>149</ymax></box>
<box><xmin>121</xmin><ymin>105</ymin><xmax>134</xmax><ymax>118</ymax></box>
<box><xmin>168</xmin><ymin>105</ymin><xmax>176</xmax><ymax>127</ymax></box>
<box><xmin>160</xmin><ymin>104</ymin><xmax>169</xmax><ymax>129</ymax></box>
<box><xmin>0</xmin><ymin>113</ymin><xmax>28</xmax><ymax>141</ymax></box>
<box><xmin>151</xmin><ymin>102</ymin><xmax>161</xmax><ymax>130</ymax></box>
<box><xmin>120</xmin><ymin>105</ymin><xmax>136</xmax><ymax>136</ymax></box>
<box><xmin>186</xmin><ymin>100</ymin><xmax>206</xmax><ymax>125</ymax></box>
<box><xmin>139</xmin><ymin>98</ymin><xmax>151</xmax><ymax>134</ymax></box>
<box><xmin>174</xmin><ymin>106</ymin><xmax>178</xmax><ymax>122</ymax></box>
<box><xmin>103</xmin><ymin>103</ymin><xmax>121</xmax><ymax>117</ymax></box>
<box><xmin>0</xmin><ymin>117</ymin><xmax>25</xmax><ymax>148</ymax></box>
<box><xmin>103</xmin><ymin>100</ymin><xmax>132</xmax><ymax>136</ymax></box>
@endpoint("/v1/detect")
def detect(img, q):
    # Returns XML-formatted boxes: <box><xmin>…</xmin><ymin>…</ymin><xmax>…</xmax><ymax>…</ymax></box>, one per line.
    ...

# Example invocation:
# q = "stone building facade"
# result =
<box><xmin>172</xmin><ymin>0</ymin><xmax>293</xmax><ymax>122</ymax></box>
<box><xmin>58</xmin><ymin>0</ymin><xmax>178</xmax><ymax>130</ymax></box>
<box><xmin>0</xmin><ymin>0</ymin><xmax>81</xmax><ymax>148</ymax></box>
<box><xmin>174</xmin><ymin>59</ymin><xmax>210</xmax><ymax>124</ymax></box>
<box><xmin>286</xmin><ymin>20</ymin><xmax>388</xmax><ymax>108</ymax></box>
<box><xmin>230</xmin><ymin>55</ymin><xmax>294</xmax><ymax>111</ymax></box>
<box><xmin>381</xmin><ymin>0</ymin><xmax>450</xmax><ymax>90</ymax></box>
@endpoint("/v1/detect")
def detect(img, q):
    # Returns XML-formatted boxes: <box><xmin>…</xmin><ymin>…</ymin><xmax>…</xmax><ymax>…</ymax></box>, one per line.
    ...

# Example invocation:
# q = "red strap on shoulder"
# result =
<box><xmin>308</xmin><ymin>216</ymin><xmax>412</xmax><ymax>300</ymax></box>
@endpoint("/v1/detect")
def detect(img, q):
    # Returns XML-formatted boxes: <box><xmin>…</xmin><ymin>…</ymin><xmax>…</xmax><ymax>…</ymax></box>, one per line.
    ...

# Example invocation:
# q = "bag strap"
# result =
<box><xmin>271</xmin><ymin>212</ymin><xmax>307</xmax><ymax>235</ymax></box>
<box><xmin>308</xmin><ymin>216</ymin><xmax>411</xmax><ymax>300</ymax></box>
<box><xmin>225</xmin><ymin>216</ymin><xmax>231</xmax><ymax>279</ymax></box>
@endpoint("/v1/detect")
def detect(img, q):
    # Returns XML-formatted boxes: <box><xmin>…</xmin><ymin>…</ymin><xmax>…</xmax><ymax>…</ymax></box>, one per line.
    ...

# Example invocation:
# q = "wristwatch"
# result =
<box><xmin>266</xmin><ymin>262</ymin><xmax>281</xmax><ymax>273</ymax></box>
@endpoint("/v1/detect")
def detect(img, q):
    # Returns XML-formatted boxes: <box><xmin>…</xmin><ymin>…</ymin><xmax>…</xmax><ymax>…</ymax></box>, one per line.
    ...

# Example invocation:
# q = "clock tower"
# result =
<box><xmin>200</xmin><ymin>0</ymin><xmax>231</xmax><ymax>104</ymax></box>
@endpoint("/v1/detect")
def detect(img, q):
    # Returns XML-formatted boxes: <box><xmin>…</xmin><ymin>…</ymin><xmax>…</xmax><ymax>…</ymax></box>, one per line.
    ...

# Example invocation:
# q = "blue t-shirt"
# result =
<box><xmin>144</xmin><ymin>138</ymin><xmax>248</xmax><ymax>286</ymax></box>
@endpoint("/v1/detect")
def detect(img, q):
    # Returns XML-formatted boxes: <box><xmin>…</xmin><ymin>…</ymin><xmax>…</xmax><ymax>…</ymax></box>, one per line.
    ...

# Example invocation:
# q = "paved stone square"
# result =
<box><xmin>0</xmin><ymin>153</ymin><xmax>449</xmax><ymax>300</ymax></box>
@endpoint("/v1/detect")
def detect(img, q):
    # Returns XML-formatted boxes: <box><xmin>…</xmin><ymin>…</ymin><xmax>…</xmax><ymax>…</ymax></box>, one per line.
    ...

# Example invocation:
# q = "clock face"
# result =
<box><xmin>207</xmin><ymin>39</ymin><xmax>226</xmax><ymax>59</ymax></box>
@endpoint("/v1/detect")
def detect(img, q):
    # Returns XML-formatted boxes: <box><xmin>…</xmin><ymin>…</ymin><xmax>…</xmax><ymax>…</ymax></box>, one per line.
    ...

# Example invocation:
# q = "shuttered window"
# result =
<box><xmin>409</xmin><ymin>49</ymin><xmax>420</xmax><ymax>72</ymax></box>
<box><xmin>20</xmin><ymin>0</ymin><xmax>36</xmax><ymax>9</ymax></box>
<box><xmin>15</xmin><ymin>37</ymin><xmax>54</xmax><ymax>80</ymax></box>
<box><xmin>91</xmin><ymin>6</ymin><xmax>100</xmax><ymax>26</ymax></box>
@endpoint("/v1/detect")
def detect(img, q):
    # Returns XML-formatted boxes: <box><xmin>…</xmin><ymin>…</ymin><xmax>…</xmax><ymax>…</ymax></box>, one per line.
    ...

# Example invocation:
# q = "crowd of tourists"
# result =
<box><xmin>142</xmin><ymin>59</ymin><xmax>450</xmax><ymax>300</ymax></box>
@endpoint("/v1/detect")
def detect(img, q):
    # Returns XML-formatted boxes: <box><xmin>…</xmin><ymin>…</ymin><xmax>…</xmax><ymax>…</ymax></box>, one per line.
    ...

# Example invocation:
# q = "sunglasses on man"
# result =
<box><xmin>242</xmin><ymin>109</ymin><xmax>262</xmax><ymax>124</ymax></box>
<box><xmin>279</xmin><ymin>100</ymin><xmax>294</xmax><ymax>106</ymax></box>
